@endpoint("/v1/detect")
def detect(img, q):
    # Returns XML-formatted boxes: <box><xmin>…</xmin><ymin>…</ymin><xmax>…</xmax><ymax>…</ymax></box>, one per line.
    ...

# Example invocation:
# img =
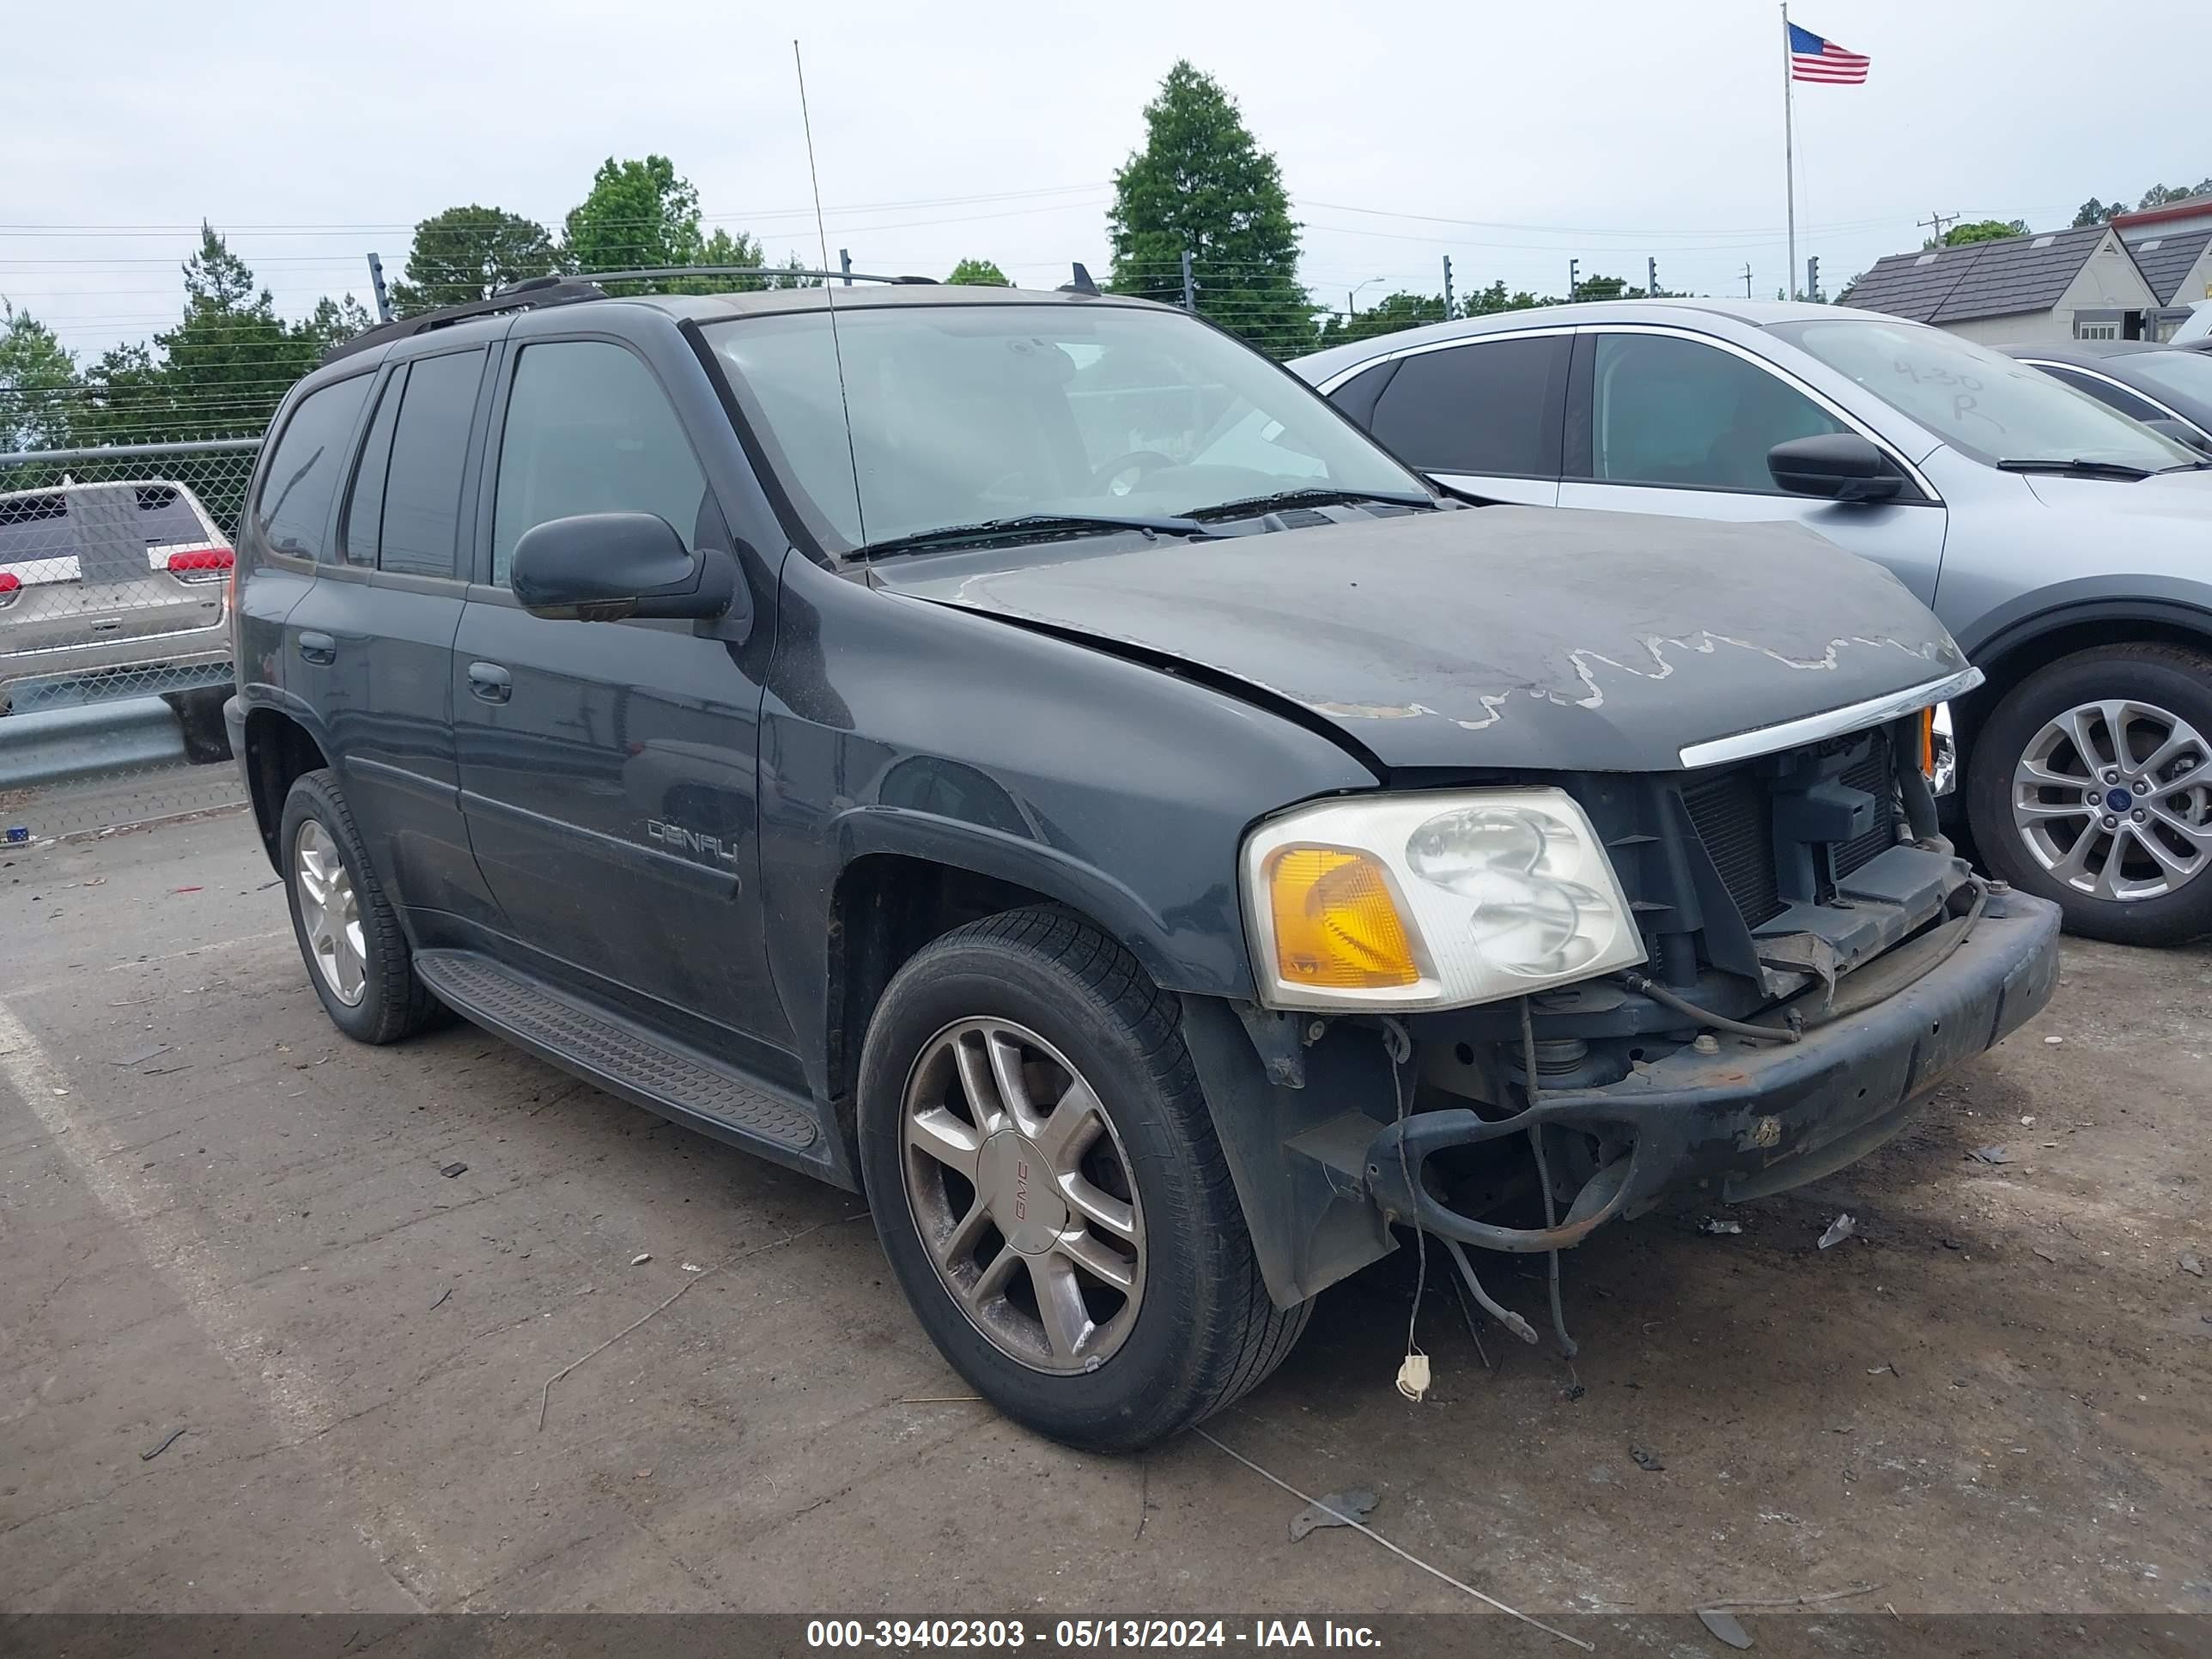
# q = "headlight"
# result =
<box><xmin>1241</xmin><ymin>788</ymin><xmax>1645</xmax><ymax>1012</ymax></box>
<box><xmin>1923</xmin><ymin>702</ymin><xmax>1958</xmax><ymax>797</ymax></box>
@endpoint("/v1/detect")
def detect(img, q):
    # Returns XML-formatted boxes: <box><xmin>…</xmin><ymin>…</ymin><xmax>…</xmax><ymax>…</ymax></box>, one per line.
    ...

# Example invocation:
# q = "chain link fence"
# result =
<box><xmin>1</xmin><ymin>438</ymin><xmax>260</xmax><ymax>843</ymax></box>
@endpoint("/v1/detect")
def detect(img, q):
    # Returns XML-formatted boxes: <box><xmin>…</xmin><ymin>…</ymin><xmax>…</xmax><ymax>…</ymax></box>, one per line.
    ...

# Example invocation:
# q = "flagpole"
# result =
<box><xmin>1782</xmin><ymin>2</ymin><xmax>1796</xmax><ymax>301</ymax></box>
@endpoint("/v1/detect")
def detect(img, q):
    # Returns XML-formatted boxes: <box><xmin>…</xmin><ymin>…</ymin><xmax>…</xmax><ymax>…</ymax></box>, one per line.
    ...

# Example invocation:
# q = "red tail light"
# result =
<box><xmin>167</xmin><ymin>545</ymin><xmax>235</xmax><ymax>574</ymax></box>
<box><xmin>0</xmin><ymin>572</ymin><xmax>20</xmax><ymax>597</ymax></box>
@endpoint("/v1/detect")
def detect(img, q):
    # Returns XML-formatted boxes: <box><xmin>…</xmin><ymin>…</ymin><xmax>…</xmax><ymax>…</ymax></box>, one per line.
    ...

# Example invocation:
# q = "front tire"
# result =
<box><xmin>1966</xmin><ymin>643</ymin><xmax>2212</xmax><ymax>945</ymax></box>
<box><xmin>857</xmin><ymin>907</ymin><xmax>1309</xmax><ymax>1452</ymax></box>
<box><xmin>279</xmin><ymin>769</ymin><xmax>444</xmax><ymax>1042</ymax></box>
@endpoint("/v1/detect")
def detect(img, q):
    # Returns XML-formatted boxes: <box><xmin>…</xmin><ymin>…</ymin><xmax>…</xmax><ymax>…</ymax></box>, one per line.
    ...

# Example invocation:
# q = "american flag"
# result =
<box><xmin>1788</xmin><ymin>21</ymin><xmax>1870</xmax><ymax>83</ymax></box>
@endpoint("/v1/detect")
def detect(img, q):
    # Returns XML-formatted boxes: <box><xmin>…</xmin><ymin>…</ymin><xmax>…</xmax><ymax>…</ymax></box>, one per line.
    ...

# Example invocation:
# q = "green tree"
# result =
<box><xmin>763</xmin><ymin>251</ymin><xmax>823</xmax><ymax>290</ymax></box>
<box><xmin>562</xmin><ymin>159</ymin><xmax>803</xmax><ymax>295</ymax></box>
<box><xmin>563</xmin><ymin>156</ymin><xmax>706</xmax><ymax>287</ymax></box>
<box><xmin>1108</xmin><ymin>62</ymin><xmax>1310</xmax><ymax>356</ymax></box>
<box><xmin>2138</xmin><ymin>179</ymin><xmax>2212</xmax><ymax>210</ymax></box>
<box><xmin>2072</xmin><ymin>198</ymin><xmax>2126</xmax><ymax>228</ymax></box>
<box><xmin>947</xmin><ymin>258</ymin><xmax>1010</xmax><ymax>286</ymax></box>
<box><xmin>0</xmin><ymin>301</ymin><xmax>82</xmax><ymax>453</ymax></box>
<box><xmin>301</xmin><ymin>295</ymin><xmax>376</xmax><ymax>348</ymax></box>
<box><xmin>388</xmin><ymin>205</ymin><xmax>560</xmax><ymax>315</ymax></box>
<box><xmin>1923</xmin><ymin>219</ymin><xmax>2027</xmax><ymax>250</ymax></box>
<box><xmin>1460</xmin><ymin>279</ymin><xmax>1558</xmax><ymax>317</ymax></box>
<box><xmin>1571</xmin><ymin>273</ymin><xmax>1632</xmax><ymax>301</ymax></box>
<box><xmin>1316</xmin><ymin>290</ymin><xmax>1446</xmax><ymax>349</ymax></box>
<box><xmin>78</xmin><ymin>226</ymin><xmax>353</xmax><ymax>446</ymax></box>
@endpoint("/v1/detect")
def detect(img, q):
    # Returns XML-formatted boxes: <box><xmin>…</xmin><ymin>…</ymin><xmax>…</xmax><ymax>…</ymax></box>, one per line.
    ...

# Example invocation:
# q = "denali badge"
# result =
<box><xmin>646</xmin><ymin>819</ymin><xmax>743</xmax><ymax>873</ymax></box>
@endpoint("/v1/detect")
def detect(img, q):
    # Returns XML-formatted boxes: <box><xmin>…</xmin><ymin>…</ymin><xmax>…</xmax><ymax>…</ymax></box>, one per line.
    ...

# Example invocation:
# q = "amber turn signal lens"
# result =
<box><xmin>1266</xmin><ymin>847</ymin><xmax>1419</xmax><ymax>990</ymax></box>
<box><xmin>1919</xmin><ymin>707</ymin><xmax>1936</xmax><ymax>779</ymax></box>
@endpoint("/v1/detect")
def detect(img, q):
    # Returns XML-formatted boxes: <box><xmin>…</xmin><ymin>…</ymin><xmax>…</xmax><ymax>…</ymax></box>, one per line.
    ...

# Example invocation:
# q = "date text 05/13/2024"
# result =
<box><xmin>805</xmin><ymin>1620</ymin><xmax>1382</xmax><ymax>1650</ymax></box>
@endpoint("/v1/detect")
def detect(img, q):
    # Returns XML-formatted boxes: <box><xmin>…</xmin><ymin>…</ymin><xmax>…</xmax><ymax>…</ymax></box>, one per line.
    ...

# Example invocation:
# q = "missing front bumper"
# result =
<box><xmin>1362</xmin><ymin>890</ymin><xmax>2063</xmax><ymax>1252</ymax></box>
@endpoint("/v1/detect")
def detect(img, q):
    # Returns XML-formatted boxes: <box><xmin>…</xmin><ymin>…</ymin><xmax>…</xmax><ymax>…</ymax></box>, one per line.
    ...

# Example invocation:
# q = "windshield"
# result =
<box><xmin>704</xmin><ymin>302</ymin><xmax>1425</xmax><ymax>554</ymax></box>
<box><xmin>1769</xmin><ymin>317</ymin><xmax>2198</xmax><ymax>471</ymax></box>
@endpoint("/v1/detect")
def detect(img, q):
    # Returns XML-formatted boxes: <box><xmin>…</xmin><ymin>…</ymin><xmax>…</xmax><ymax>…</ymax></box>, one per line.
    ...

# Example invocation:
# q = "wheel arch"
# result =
<box><xmin>1953</xmin><ymin>592</ymin><xmax>2212</xmax><ymax>757</ymax></box>
<box><xmin>240</xmin><ymin>698</ymin><xmax>332</xmax><ymax>873</ymax></box>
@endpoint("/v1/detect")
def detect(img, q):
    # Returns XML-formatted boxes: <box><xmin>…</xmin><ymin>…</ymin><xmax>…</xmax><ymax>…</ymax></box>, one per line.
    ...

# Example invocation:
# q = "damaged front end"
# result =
<box><xmin>1182</xmin><ymin>690</ymin><xmax>2062</xmax><ymax>1310</ymax></box>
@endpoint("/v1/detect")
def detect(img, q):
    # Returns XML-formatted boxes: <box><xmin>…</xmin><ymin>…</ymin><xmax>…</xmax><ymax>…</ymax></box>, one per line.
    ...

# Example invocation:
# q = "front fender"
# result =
<box><xmin>757</xmin><ymin>550</ymin><xmax>1377</xmax><ymax>1106</ymax></box>
<box><xmin>1951</xmin><ymin>575</ymin><xmax>2212</xmax><ymax>663</ymax></box>
<box><xmin>830</xmin><ymin>805</ymin><xmax>1193</xmax><ymax>994</ymax></box>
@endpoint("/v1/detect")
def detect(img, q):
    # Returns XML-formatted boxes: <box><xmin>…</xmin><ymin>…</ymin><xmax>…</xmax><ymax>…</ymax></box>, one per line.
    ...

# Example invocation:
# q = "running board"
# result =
<box><xmin>411</xmin><ymin>949</ymin><xmax>825</xmax><ymax>1169</ymax></box>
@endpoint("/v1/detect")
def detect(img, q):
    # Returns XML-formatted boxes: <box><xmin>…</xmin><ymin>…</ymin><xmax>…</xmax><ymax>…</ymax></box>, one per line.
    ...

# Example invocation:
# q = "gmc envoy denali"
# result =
<box><xmin>225</xmin><ymin>275</ymin><xmax>2060</xmax><ymax>1450</ymax></box>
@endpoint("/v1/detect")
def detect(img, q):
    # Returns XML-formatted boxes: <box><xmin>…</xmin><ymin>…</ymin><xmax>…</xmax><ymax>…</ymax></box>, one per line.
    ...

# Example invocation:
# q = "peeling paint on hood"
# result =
<box><xmin>874</xmin><ymin>507</ymin><xmax>1969</xmax><ymax>771</ymax></box>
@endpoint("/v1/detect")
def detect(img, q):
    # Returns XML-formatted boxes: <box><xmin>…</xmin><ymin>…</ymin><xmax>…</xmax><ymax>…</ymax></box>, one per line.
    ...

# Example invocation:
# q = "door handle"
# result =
<box><xmin>467</xmin><ymin>661</ymin><xmax>513</xmax><ymax>704</ymax></box>
<box><xmin>297</xmin><ymin>630</ymin><xmax>336</xmax><ymax>665</ymax></box>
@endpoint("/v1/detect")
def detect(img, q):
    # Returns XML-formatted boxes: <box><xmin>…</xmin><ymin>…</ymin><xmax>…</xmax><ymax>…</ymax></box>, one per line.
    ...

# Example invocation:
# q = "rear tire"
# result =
<box><xmin>857</xmin><ymin>907</ymin><xmax>1309</xmax><ymax>1452</ymax></box>
<box><xmin>1966</xmin><ymin>643</ymin><xmax>2212</xmax><ymax>945</ymax></box>
<box><xmin>280</xmin><ymin>769</ymin><xmax>445</xmax><ymax>1042</ymax></box>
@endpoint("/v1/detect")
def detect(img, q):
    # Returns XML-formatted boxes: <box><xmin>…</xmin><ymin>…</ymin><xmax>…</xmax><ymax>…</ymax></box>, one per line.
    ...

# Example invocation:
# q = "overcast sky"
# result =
<box><xmin>4</xmin><ymin>0</ymin><xmax>2200</xmax><ymax>362</ymax></box>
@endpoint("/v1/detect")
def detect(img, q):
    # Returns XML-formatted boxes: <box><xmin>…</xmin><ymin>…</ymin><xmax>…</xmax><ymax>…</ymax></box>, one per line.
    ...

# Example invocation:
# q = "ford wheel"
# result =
<box><xmin>1968</xmin><ymin>643</ymin><xmax>2212</xmax><ymax>945</ymax></box>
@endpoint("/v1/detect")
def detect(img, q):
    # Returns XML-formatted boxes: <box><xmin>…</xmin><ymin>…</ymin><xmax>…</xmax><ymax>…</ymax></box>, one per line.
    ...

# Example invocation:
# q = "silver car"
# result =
<box><xmin>0</xmin><ymin>478</ymin><xmax>235</xmax><ymax>752</ymax></box>
<box><xmin>1295</xmin><ymin>301</ymin><xmax>2212</xmax><ymax>944</ymax></box>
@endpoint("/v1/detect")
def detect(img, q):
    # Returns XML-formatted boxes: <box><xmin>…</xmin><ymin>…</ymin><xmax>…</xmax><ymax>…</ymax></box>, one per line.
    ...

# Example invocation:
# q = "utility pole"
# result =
<box><xmin>839</xmin><ymin>247</ymin><xmax>852</xmax><ymax>286</ymax></box>
<box><xmin>1442</xmin><ymin>255</ymin><xmax>1454</xmax><ymax>317</ymax></box>
<box><xmin>1647</xmin><ymin>256</ymin><xmax>1658</xmax><ymax>298</ymax></box>
<box><xmin>1181</xmin><ymin>249</ymin><xmax>1196</xmax><ymax>313</ymax></box>
<box><xmin>1743</xmin><ymin>263</ymin><xmax>1755</xmax><ymax>298</ymax></box>
<box><xmin>365</xmin><ymin>252</ymin><xmax>392</xmax><ymax>323</ymax></box>
<box><xmin>1569</xmin><ymin>258</ymin><xmax>1580</xmax><ymax>301</ymax></box>
<box><xmin>1917</xmin><ymin>210</ymin><xmax>1960</xmax><ymax>246</ymax></box>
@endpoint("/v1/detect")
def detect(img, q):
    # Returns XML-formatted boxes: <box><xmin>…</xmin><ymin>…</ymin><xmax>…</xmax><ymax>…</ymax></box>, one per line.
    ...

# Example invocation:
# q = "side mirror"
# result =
<box><xmin>510</xmin><ymin>512</ymin><xmax>738</xmax><ymax>623</ymax></box>
<box><xmin>1768</xmin><ymin>433</ymin><xmax>1905</xmax><ymax>503</ymax></box>
<box><xmin>2144</xmin><ymin>416</ymin><xmax>2212</xmax><ymax>459</ymax></box>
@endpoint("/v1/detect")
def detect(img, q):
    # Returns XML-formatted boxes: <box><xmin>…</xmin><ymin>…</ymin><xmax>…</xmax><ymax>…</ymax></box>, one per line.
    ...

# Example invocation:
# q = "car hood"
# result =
<box><xmin>872</xmin><ymin>507</ymin><xmax>1969</xmax><ymax>771</ymax></box>
<box><xmin>2021</xmin><ymin>465</ymin><xmax>2212</xmax><ymax>520</ymax></box>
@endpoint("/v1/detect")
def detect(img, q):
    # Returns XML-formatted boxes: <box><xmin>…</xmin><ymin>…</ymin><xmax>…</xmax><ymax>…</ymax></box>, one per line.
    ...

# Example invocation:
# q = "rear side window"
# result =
<box><xmin>376</xmin><ymin>349</ymin><xmax>486</xmax><ymax>578</ymax></box>
<box><xmin>1368</xmin><ymin>337</ymin><xmax>1566</xmax><ymax>477</ymax></box>
<box><xmin>255</xmin><ymin>374</ymin><xmax>374</xmax><ymax>561</ymax></box>
<box><xmin>342</xmin><ymin>369</ymin><xmax>405</xmax><ymax>566</ymax></box>
<box><xmin>491</xmin><ymin>340</ymin><xmax>707</xmax><ymax>585</ymax></box>
<box><xmin>1326</xmin><ymin>360</ymin><xmax>1400</xmax><ymax>428</ymax></box>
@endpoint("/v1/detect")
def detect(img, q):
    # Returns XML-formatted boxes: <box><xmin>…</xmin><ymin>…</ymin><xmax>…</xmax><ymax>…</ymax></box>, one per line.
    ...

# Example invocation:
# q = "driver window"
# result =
<box><xmin>492</xmin><ymin>341</ymin><xmax>708</xmax><ymax>585</ymax></box>
<box><xmin>1589</xmin><ymin>333</ymin><xmax>1846</xmax><ymax>493</ymax></box>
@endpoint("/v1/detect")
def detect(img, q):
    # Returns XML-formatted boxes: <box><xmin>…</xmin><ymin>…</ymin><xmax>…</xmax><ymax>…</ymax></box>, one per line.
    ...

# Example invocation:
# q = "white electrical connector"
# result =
<box><xmin>1395</xmin><ymin>1350</ymin><xmax>1431</xmax><ymax>1401</ymax></box>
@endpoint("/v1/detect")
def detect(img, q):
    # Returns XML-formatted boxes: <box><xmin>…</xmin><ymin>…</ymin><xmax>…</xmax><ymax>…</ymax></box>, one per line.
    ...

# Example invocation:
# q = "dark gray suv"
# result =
<box><xmin>227</xmin><ymin>276</ymin><xmax>2058</xmax><ymax>1449</ymax></box>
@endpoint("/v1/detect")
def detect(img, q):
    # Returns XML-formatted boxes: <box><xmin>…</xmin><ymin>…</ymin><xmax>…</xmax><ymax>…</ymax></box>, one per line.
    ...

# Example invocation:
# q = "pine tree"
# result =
<box><xmin>1108</xmin><ymin>63</ymin><xmax>1311</xmax><ymax>357</ymax></box>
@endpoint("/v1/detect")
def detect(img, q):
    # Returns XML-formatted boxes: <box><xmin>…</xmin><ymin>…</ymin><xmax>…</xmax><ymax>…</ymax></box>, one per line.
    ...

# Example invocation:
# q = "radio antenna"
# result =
<box><xmin>794</xmin><ymin>39</ymin><xmax>867</xmax><ymax>550</ymax></box>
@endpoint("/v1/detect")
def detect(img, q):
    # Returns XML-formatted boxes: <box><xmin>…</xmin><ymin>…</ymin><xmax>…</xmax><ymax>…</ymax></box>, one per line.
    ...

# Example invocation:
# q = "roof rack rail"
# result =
<box><xmin>321</xmin><ymin>265</ymin><xmax>943</xmax><ymax>364</ymax></box>
<box><xmin>321</xmin><ymin>278</ymin><xmax>608</xmax><ymax>364</ymax></box>
<box><xmin>563</xmin><ymin>264</ymin><xmax>937</xmax><ymax>288</ymax></box>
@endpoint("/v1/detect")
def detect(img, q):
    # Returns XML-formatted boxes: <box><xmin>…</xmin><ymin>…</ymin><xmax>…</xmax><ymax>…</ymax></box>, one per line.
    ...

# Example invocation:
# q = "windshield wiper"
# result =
<box><xmin>1184</xmin><ymin>486</ymin><xmax>1437</xmax><ymax>521</ymax></box>
<box><xmin>853</xmin><ymin>512</ymin><xmax>1216</xmax><ymax>560</ymax></box>
<box><xmin>1995</xmin><ymin>457</ymin><xmax>2154</xmax><ymax>480</ymax></box>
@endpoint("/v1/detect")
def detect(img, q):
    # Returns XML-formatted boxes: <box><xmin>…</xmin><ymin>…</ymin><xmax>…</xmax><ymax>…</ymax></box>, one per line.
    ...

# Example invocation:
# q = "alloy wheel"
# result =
<box><xmin>899</xmin><ymin>1018</ymin><xmax>1144</xmax><ymax>1374</ymax></box>
<box><xmin>2011</xmin><ymin>698</ymin><xmax>2212</xmax><ymax>902</ymax></box>
<box><xmin>293</xmin><ymin>818</ymin><xmax>368</xmax><ymax>1006</ymax></box>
